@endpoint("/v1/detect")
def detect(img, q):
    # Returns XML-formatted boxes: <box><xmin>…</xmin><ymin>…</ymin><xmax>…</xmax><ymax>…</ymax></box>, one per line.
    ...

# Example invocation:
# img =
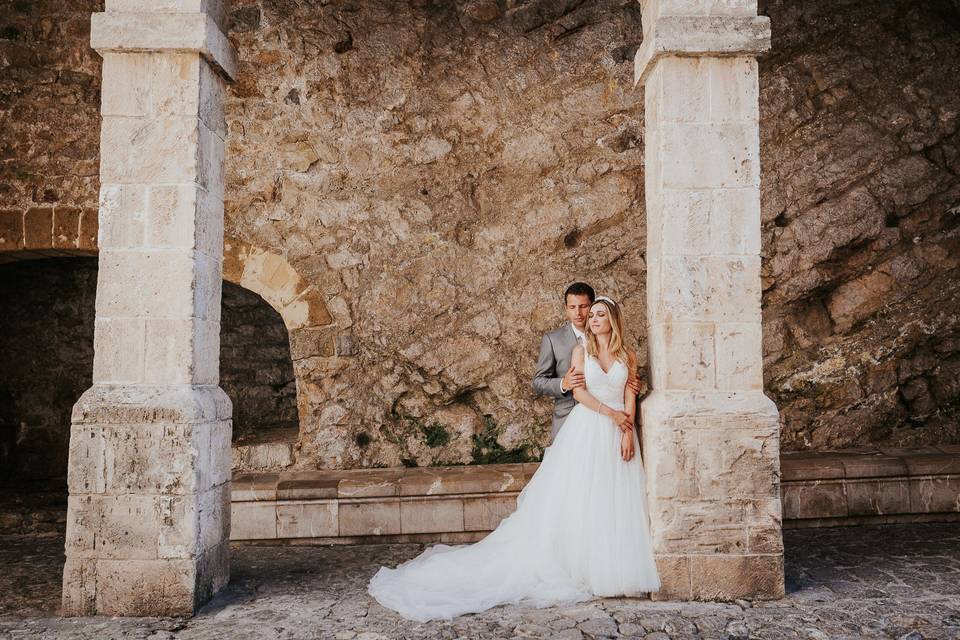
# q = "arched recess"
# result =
<box><xmin>222</xmin><ymin>237</ymin><xmax>339</xmax><ymax>469</ymax></box>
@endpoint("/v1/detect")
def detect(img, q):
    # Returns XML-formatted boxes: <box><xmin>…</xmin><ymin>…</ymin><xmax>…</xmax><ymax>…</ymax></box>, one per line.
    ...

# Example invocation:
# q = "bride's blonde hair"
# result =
<box><xmin>584</xmin><ymin>299</ymin><xmax>631</xmax><ymax>365</ymax></box>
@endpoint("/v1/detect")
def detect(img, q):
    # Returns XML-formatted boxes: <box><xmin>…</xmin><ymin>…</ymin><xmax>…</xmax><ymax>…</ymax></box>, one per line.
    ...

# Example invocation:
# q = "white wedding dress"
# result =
<box><xmin>367</xmin><ymin>353</ymin><xmax>661</xmax><ymax>621</ymax></box>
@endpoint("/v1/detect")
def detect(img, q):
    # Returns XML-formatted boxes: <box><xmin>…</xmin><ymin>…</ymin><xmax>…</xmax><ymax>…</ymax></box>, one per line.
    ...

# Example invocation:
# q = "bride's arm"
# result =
<box><xmin>623</xmin><ymin>349</ymin><xmax>637</xmax><ymax>425</ymax></box>
<box><xmin>570</xmin><ymin>346</ymin><xmax>628</xmax><ymax>423</ymax></box>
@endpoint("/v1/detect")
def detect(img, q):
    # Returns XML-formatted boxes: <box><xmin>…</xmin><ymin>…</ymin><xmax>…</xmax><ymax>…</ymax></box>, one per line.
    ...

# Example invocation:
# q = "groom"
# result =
<box><xmin>533</xmin><ymin>282</ymin><xmax>641</xmax><ymax>442</ymax></box>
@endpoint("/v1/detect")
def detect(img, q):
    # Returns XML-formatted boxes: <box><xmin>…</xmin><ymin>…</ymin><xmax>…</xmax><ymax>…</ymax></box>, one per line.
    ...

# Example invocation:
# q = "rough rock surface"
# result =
<box><xmin>2</xmin><ymin>522</ymin><xmax>960</xmax><ymax>637</ymax></box>
<box><xmin>0</xmin><ymin>0</ymin><xmax>957</xmax><ymax>470</ymax></box>
<box><xmin>759</xmin><ymin>0</ymin><xmax>960</xmax><ymax>450</ymax></box>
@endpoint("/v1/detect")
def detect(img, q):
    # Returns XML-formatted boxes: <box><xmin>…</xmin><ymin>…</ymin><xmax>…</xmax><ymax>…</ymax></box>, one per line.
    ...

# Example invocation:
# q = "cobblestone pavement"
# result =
<box><xmin>1</xmin><ymin>523</ymin><xmax>959</xmax><ymax>639</ymax></box>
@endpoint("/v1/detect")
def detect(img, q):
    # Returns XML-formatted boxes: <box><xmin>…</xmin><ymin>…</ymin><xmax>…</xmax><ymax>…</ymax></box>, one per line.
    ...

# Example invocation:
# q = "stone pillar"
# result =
<box><xmin>635</xmin><ymin>1</ymin><xmax>785</xmax><ymax>600</ymax></box>
<box><xmin>62</xmin><ymin>1</ymin><xmax>237</xmax><ymax>616</ymax></box>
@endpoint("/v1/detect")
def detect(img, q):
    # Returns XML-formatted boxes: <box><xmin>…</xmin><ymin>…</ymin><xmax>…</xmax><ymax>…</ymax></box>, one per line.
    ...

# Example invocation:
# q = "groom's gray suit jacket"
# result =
<box><xmin>532</xmin><ymin>322</ymin><xmax>580</xmax><ymax>443</ymax></box>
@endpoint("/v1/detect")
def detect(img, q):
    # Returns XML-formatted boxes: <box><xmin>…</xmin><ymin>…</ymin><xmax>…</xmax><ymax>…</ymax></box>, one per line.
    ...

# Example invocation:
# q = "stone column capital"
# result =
<box><xmin>633</xmin><ymin>14</ymin><xmax>771</xmax><ymax>87</ymax></box>
<box><xmin>91</xmin><ymin>11</ymin><xmax>238</xmax><ymax>81</ymax></box>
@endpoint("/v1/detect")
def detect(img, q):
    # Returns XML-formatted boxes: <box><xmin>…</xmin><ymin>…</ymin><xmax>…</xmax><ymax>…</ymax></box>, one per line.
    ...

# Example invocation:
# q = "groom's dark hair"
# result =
<box><xmin>564</xmin><ymin>282</ymin><xmax>595</xmax><ymax>303</ymax></box>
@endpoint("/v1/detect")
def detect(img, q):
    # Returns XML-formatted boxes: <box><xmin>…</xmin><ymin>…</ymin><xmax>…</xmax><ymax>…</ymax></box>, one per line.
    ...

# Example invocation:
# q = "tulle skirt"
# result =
<box><xmin>367</xmin><ymin>403</ymin><xmax>661</xmax><ymax>622</ymax></box>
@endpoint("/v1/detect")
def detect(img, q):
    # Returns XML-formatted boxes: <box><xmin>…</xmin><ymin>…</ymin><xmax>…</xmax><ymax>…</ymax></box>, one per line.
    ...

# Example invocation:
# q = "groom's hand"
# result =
<box><xmin>562</xmin><ymin>366</ymin><xmax>585</xmax><ymax>392</ymax></box>
<box><xmin>626</xmin><ymin>372</ymin><xmax>642</xmax><ymax>396</ymax></box>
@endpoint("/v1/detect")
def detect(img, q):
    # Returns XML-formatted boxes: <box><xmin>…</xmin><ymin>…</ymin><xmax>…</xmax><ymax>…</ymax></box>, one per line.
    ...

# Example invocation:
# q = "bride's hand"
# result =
<box><xmin>620</xmin><ymin>430</ymin><xmax>635</xmax><ymax>461</ymax></box>
<box><xmin>615</xmin><ymin>414</ymin><xmax>633</xmax><ymax>433</ymax></box>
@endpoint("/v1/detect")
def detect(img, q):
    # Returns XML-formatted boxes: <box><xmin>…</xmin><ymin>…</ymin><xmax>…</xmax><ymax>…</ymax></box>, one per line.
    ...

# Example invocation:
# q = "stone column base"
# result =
<box><xmin>641</xmin><ymin>390</ymin><xmax>785</xmax><ymax>601</ymax></box>
<box><xmin>62</xmin><ymin>385</ymin><xmax>232</xmax><ymax>617</ymax></box>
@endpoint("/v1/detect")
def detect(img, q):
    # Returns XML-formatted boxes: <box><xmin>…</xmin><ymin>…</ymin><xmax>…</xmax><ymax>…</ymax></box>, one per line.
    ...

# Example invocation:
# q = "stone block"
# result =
<box><xmin>908</xmin><ymin>476</ymin><xmax>960</xmax><ymax>513</ymax></box>
<box><xmin>659</xmin><ymin>122</ymin><xmax>759</xmax><ymax>189</ymax></box>
<box><xmin>231</xmin><ymin>473</ymin><xmax>279</xmax><ymax>501</ymax></box>
<box><xmin>463</xmin><ymin>494</ymin><xmax>518</xmax><ymax>530</ymax></box>
<box><xmin>206</xmin><ymin>420</ymin><xmax>233</xmax><ymax>488</ymax></box>
<box><xmin>708</xmin><ymin>56</ymin><xmax>759</xmax><ymax>122</ymax></box>
<box><xmin>635</xmin><ymin>15</ymin><xmax>770</xmax><ymax>86</ymax></box>
<box><xmin>747</xmin><ymin>526</ymin><xmax>783</xmax><ymax>554</ymax></box>
<box><xmin>197</xmin><ymin>119</ymin><xmax>225</xmax><ymax>199</ymax></box>
<box><xmin>656</xmin><ymin>57</ymin><xmax>710</xmax><ymax>122</ymax></box>
<box><xmin>201</xmin><ymin>483</ymin><xmax>232</xmax><ymax>550</ymax></box>
<box><xmin>649</xmin><ymin>554</ymin><xmax>692</xmax><ymax>600</ymax></box>
<box><xmin>53</xmin><ymin>206</ymin><xmax>81</xmax><ymax>248</ymax></box>
<box><xmin>143</xmin><ymin>317</ymin><xmax>220</xmax><ymax>385</ymax></box>
<box><xmin>338</xmin><ymin>499</ymin><xmax>401</xmax><ymax>536</ymax></box>
<box><xmin>104</xmin><ymin>422</ymin><xmax>202</xmax><ymax>494</ymax></box>
<box><xmin>92</xmin><ymin>317</ymin><xmax>146</xmax><ymax>383</ymax></box>
<box><xmin>903</xmin><ymin>454</ymin><xmax>960</xmax><ymax>476</ymax></box>
<box><xmin>100</xmin><ymin>114</ymin><xmax>200</xmax><ymax>185</ymax></box>
<box><xmin>659</xmin><ymin>188</ymin><xmax>761</xmax><ymax>257</ymax></box>
<box><xmin>656</xmin><ymin>255</ymin><xmax>762</xmax><ymax>323</ymax></box>
<box><xmin>276</xmin><ymin>471</ymin><xmax>339</xmax><ymax>500</ymax></box>
<box><xmin>399</xmin><ymin>464</ymin><xmax>529</xmax><ymax>496</ymax></box>
<box><xmin>64</xmin><ymin>495</ymin><xmax>101</xmax><ymax>558</ymax></box>
<box><xmin>198</xmin><ymin>56</ymin><xmax>227</xmax><ymax>138</ymax></box>
<box><xmin>400</xmin><ymin>498</ymin><xmax>464</xmax><ymax>534</ymax></box>
<box><xmin>146</xmin><ymin>184</ymin><xmax>201</xmax><ymax>250</ymax></box>
<box><xmin>61</xmin><ymin>558</ymin><xmax>97</xmax><ymax>616</ymax></box>
<box><xmin>338</xmin><ymin>469</ymin><xmax>403</xmax><ymax>498</ymax></box>
<box><xmin>100</xmin><ymin>52</ymin><xmax>200</xmax><ymax>117</ymax></box>
<box><xmin>0</xmin><ymin>209</ymin><xmax>23</xmax><ymax>250</ymax></box>
<box><xmin>655</xmin><ymin>502</ymin><xmax>748</xmax><ymax>554</ymax></box>
<box><xmin>71</xmin><ymin>384</ymin><xmax>232</xmax><ymax>426</ymax></box>
<box><xmin>289</xmin><ymin>327</ymin><xmax>337</xmax><ymax>359</ymax></box>
<box><xmin>91</xmin><ymin>10</ymin><xmax>238</xmax><ymax>81</ymax></box>
<box><xmin>779</xmin><ymin>455</ymin><xmax>845</xmax><ymax>481</ymax></box>
<box><xmin>845</xmin><ymin>478</ymin><xmax>910</xmax><ymax>517</ymax></box>
<box><xmin>781</xmin><ymin>481</ymin><xmax>847</xmax><ymax>520</ymax></box>
<box><xmin>648</xmin><ymin>322</ymin><xmax>715</xmax><ymax>390</ymax></box>
<box><xmin>839</xmin><ymin>454</ymin><xmax>908</xmax><ymax>479</ymax></box>
<box><xmin>229</xmin><ymin>501</ymin><xmax>276</xmax><ymax>540</ymax></box>
<box><xmin>23</xmin><ymin>207</ymin><xmax>53</xmax><ymax>248</ymax></box>
<box><xmin>97</xmin><ymin>184</ymin><xmax>147</xmax><ymax>249</ymax></box>
<box><xmin>715</xmin><ymin>323</ymin><xmax>764</xmax><ymax>390</ymax></box>
<box><xmin>66</xmin><ymin>426</ymin><xmax>107</xmax><ymax>495</ymax></box>
<box><xmin>94</xmin><ymin>558</ymin><xmax>198</xmax><ymax>617</ymax></box>
<box><xmin>79</xmin><ymin>207</ymin><xmax>99</xmax><ymax>250</ymax></box>
<box><xmin>157</xmin><ymin>494</ymin><xmax>202</xmax><ymax>559</ymax></box>
<box><xmin>690</xmin><ymin>554</ymin><xmax>784</xmax><ymax>600</ymax></box>
<box><xmin>276</xmin><ymin>501</ymin><xmax>338</xmax><ymax>538</ymax></box>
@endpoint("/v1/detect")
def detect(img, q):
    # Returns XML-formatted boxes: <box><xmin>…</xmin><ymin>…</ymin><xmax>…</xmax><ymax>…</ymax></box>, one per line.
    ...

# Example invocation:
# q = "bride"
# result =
<box><xmin>368</xmin><ymin>296</ymin><xmax>661</xmax><ymax>621</ymax></box>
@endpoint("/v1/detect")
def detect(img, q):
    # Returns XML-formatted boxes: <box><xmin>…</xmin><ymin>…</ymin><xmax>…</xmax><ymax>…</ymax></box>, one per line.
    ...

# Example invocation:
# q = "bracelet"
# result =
<box><xmin>598</xmin><ymin>403</ymin><xmax>606</xmax><ymax>415</ymax></box>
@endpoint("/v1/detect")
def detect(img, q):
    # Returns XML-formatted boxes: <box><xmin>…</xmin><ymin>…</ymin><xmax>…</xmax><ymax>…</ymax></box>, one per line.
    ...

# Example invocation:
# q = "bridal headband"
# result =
<box><xmin>594</xmin><ymin>295</ymin><xmax>617</xmax><ymax>306</ymax></box>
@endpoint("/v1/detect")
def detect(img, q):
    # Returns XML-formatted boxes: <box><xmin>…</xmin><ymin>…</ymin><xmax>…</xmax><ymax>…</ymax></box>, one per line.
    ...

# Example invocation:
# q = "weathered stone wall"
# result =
<box><xmin>759</xmin><ymin>0</ymin><xmax>960</xmax><ymax>449</ymax></box>
<box><xmin>0</xmin><ymin>258</ymin><xmax>96</xmax><ymax>481</ymax></box>
<box><xmin>1</xmin><ymin>0</ymin><xmax>957</xmax><ymax>469</ymax></box>
<box><xmin>0</xmin><ymin>258</ymin><xmax>296</xmax><ymax>482</ymax></box>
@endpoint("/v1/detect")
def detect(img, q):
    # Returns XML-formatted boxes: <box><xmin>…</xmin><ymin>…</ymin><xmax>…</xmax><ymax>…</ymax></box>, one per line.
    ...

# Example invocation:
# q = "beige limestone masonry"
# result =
<box><xmin>227</xmin><ymin>447</ymin><xmax>960</xmax><ymax>544</ymax></box>
<box><xmin>635</xmin><ymin>0</ymin><xmax>784</xmax><ymax>601</ymax></box>
<box><xmin>62</xmin><ymin>1</ymin><xmax>237</xmax><ymax>617</ymax></box>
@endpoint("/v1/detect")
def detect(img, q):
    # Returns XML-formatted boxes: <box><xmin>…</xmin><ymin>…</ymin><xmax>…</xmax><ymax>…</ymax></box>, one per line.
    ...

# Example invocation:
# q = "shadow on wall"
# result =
<box><xmin>0</xmin><ymin>256</ymin><xmax>300</xmax><ymax>492</ymax></box>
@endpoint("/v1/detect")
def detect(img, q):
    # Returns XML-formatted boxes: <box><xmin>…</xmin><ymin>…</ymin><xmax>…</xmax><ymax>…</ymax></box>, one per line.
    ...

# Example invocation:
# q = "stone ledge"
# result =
<box><xmin>634</xmin><ymin>15</ymin><xmax>771</xmax><ymax>86</ymax></box>
<box><xmin>228</xmin><ymin>447</ymin><xmax>960</xmax><ymax>542</ymax></box>
<box><xmin>90</xmin><ymin>11</ymin><xmax>237</xmax><ymax>81</ymax></box>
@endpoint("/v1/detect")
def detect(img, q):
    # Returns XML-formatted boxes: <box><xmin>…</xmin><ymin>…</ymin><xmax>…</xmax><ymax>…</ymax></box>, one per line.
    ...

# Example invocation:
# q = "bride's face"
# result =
<box><xmin>588</xmin><ymin>304</ymin><xmax>612</xmax><ymax>336</ymax></box>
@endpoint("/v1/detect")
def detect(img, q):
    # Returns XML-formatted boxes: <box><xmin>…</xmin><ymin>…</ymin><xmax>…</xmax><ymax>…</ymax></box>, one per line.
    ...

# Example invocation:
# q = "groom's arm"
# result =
<box><xmin>532</xmin><ymin>334</ymin><xmax>567</xmax><ymax>399</ymax></box>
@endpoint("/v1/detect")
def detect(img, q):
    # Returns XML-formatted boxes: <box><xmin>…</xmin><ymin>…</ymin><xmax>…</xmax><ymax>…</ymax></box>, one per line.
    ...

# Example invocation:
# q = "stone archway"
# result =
<box><xmin>222</xmin><ymin>237</ymin><xmax>339</xmax><ymax>470</ymax></box>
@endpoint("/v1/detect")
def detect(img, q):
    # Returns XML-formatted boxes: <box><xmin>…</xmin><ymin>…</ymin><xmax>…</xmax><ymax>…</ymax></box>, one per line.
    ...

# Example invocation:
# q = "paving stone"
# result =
<box><xmin>1</xmin><ymin>523</ymin><xmax>960</xmax><ymax>638</ymax></box>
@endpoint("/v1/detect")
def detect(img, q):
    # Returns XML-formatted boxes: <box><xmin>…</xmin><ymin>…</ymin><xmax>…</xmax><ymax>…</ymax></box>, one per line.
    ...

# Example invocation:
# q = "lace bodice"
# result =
<box><xmin>583</xmin><ymin>353</ymin><xmax>627</xmax><ymax>410</ymax></box>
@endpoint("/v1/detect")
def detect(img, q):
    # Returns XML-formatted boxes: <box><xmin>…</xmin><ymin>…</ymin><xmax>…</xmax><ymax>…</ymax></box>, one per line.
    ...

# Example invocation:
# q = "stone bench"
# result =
<box><xmin>780</xmin><ymin>445</ymin><xmax>960</xmax><ymax>528</ymax></box>
<box><xmin>230</xmin><ymin>446</ymin><xmax>960</xmax><ymax>542</ymax></box>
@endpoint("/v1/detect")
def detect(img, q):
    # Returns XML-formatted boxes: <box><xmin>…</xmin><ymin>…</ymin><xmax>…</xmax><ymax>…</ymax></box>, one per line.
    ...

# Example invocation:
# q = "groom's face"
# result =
<box><xmin>565</xmin><ymin>294</ymin><xmax>593</xmax><ymax>330</ymax></box>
